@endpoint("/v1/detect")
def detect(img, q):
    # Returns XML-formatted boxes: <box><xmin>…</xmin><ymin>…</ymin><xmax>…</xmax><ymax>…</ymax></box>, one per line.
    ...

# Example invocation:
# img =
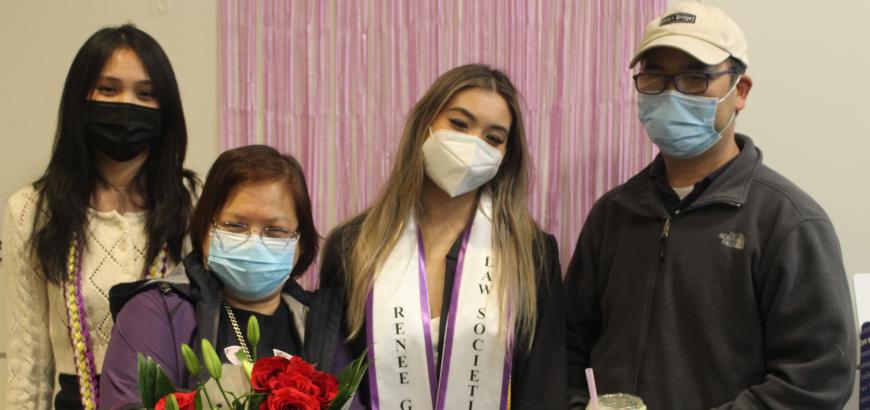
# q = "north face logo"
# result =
<box><xmin>718</xmin><ymin>232</ymin><xmax>745</xmax><ymax>250</ymax></box>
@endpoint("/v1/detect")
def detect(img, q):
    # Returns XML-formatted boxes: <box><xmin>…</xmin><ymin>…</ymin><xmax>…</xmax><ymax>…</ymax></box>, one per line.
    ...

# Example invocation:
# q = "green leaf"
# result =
<box><xmin>181</xmin><ymin>343</ymin><xmax>202</xmax><ymax>377</ymax></box>
<box><xmin>201</xmin><ymin>339</ymin><xmax>222</xmax><ymax>380</ymax></box>
<box><xmin>328</xmin><ymin>348</ymin><xmax>369</xmax><ymax>410</ymax></box>
<box><xmin>232</xmin><ymin>350</ymin><xmax>254</xmax><ymax>379</ymax></box>
<box><xmin>166</xmin><ymin>393</ymin><xmax>180</xmax><ymax>410</ymax></box>
<box><xmin>234</xmin><ymin>349</ymin><xmax>249</xmax><ymax>365</ymax></box>
<box><xmin>137</xmin><ymin>353</ymin><xmax>156</xmax><ymax>407</ymax></box>
<box><xmin>137</xmin><ymin>354</ymin><xmax>179</xmax><ymax>408</ymax></box>
<box><xmin>154</xmin><ymin>364</ymin><xmax>176</xmax><ymax>403</ymax></box>
<box><xmin>246</xmin><ymin>393</ymin><xmax>267</xmax><ymax>410</ymax></box>
<box><xmin>242</xmin><ymin>359</ymin><xmax>254</xmax><ymax>380</ymax></box>
<box><xmin>347</xmin><ymin>348</ymin><xmax>369</xmax><ymax>388</ymax></box>
<box><xmin>194</xmin><ymin>390</ymin><xmax>204</xmax><ymax>410</ymax></box>
<box><xmin>329</xmin><ymin>393</ymin><xmax>350</xmax><ymax>410</ymax></box>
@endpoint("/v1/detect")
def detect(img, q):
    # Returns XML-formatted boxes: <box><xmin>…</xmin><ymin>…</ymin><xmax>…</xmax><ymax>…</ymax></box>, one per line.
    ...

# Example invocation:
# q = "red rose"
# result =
<box><xmin>261</xmin><ymin>387</ymin><xmax>320</xmax><ymax>410</ymax></box>
<box><xmin>253</xmin><ymin>355</ymin><xmax>338</xmax><ymax>408</ymax></box>
<box><xmin>252</xmin><ymin>356</ymin><xmax>291</xmax><ymax>392</ymax></box>
<box><xmin>286</xmin><ymin>356</ymin><xmax>317</xmax><ymax>377</ymax></box>
<box><xmin>309</xmin><ymin>370</ymin><xmax>339</xmax><ymax>407</ymax></box>
<box><xmin>271</xmin><ymin>370</ymin><xmax>319</xmax><ymax>395</ymax></box>
<box><xmin>283</xmin><ymin>356</ymin><xmax>338</xmax><ymax>407</ymax></box>
<box><xmin>155</xmin><ymin>391</ymin><xmax>197</xmax><ymax>410</ymax></box>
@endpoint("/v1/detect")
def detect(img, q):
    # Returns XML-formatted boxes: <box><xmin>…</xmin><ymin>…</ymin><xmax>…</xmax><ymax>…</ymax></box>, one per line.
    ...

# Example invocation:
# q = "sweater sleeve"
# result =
<box><xmin>4</xmin><ymin>190</ymin><xmax>55</xmax><ymax>410</ymax></box>
<box><xmin>511</xmin><ymin>233</ymin><xmax>567</xmax><ymax>409</ymax></box>
<box><xmin>712</xmin><ymin>218</ymin><xmax>856</xmax><ymax>409</ymax></box>
<box><xmin>99</xmin><ymin>288</ymin><xmax>185</xmax><ymax>410</ymax></box>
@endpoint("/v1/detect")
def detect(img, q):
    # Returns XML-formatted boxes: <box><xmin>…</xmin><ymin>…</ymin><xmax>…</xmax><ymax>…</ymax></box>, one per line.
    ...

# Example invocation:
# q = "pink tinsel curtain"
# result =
<box><xmin>219</xmin><ymin>0</ymin><xmax>256</xmax><ymax>148</ymax></box>
<box><xmin>220</xmin><ymin>0</ymin><xmax>665</xmax><ymax>288</ymax></box>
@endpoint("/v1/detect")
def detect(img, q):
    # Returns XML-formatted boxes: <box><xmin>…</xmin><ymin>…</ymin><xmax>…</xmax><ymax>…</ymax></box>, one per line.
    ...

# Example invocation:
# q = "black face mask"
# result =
<box><xmin>84</xmin><ymin>101</ymin><xmax>162</xmax><ymax>162</ymax></box>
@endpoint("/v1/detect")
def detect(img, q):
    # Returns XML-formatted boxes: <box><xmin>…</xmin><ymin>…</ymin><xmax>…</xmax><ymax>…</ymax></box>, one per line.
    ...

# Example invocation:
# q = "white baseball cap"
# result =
<box><xmin>629</xmin><ymin>2</ymin><xmax>749</xmax><ymax>69</ymax></box>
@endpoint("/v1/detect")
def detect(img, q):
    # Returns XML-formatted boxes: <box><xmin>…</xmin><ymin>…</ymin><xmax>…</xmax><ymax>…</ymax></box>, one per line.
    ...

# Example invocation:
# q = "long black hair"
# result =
<box><xmin>31</xmin><ymin>24</ymin><xmax>197</xmax><ymax>284</ymax></box>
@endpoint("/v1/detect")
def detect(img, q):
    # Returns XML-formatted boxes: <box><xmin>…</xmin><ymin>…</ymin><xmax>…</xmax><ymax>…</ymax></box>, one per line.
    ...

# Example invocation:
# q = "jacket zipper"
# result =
<box><xmin>634</xmin><ymin>210</ymin><xmax>679</xmax><ymax>393</ymax></box>
<box><xmin>658</xmin><ymin>216</ymin><xmax>673</xmax><ymax>260</ymax></box>
<box><xmin>686</xmin><ymin>200</ymin><xmax>743</xmax><ymax>212</ymax></box>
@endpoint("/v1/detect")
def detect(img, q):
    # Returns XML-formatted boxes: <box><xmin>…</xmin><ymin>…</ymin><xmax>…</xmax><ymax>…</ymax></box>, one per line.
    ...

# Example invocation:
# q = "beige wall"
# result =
<box><xmin>0</xmin><ymin>0</ymin><xmax>219</xmax><ymax>404</ymax></box>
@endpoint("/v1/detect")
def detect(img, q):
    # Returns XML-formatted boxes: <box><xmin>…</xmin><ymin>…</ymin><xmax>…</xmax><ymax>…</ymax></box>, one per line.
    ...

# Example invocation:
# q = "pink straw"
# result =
<box><xmin>586</xmin><ymin>368</ymin><xmax>599</xmax><ymax>409</ymax></box>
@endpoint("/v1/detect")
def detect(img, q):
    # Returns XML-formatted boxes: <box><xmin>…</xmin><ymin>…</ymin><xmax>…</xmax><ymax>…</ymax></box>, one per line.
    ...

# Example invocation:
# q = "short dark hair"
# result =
<box><xmin>729</xmin><ymin>57</ymin><xmax>747</xmax><ymax>75</ymax></box>
<box><xmin>189</xmin><ymin>145</ymin><xmax>319</xmax><ymax>279</ymax></box>
<box><xmin>726</xmin><ymin>57</ymin><xmax>747</xmax><ymax>87</ymax></box>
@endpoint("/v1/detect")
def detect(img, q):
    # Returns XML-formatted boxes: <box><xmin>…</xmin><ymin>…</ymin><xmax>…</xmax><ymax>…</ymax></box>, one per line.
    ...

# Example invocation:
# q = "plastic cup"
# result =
<box><xmin>586</xmin><ymin>393</ymin><xmax>646</xmax><ymax>410</ymax></box>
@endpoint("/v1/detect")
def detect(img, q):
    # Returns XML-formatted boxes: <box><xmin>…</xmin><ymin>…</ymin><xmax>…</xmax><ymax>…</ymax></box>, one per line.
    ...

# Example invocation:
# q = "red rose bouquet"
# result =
<box><xmin>251</xmin><ymin>356</ymin><xmax>338</xmax><ymax>410</ymax></box>
<box><xmin>137</xmin><ymin>316</ymin><xmax>366</xmax><ymax>410</ymax></box>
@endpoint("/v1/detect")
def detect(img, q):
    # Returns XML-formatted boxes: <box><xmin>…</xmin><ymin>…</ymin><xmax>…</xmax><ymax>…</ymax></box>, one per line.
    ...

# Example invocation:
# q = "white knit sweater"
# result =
<box><xmin>3</xmin><ymin>186</ymin><xmax>181</xmax><ymax>409</ymax></box>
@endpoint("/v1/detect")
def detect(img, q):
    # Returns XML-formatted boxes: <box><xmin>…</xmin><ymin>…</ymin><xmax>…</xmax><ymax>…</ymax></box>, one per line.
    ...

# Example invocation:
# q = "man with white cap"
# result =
<box><xmin>564</xmin><ymin>2</ymin><xmax>855</xmax><ymax>408</ymax></box>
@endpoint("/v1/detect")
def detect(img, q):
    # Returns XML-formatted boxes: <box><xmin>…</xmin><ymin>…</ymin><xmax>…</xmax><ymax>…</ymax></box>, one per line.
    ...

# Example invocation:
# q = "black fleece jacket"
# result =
<box><xmin>565</xmin><ymin>134</ymin><xmax>855</xmax><ymax>409</ymax></box>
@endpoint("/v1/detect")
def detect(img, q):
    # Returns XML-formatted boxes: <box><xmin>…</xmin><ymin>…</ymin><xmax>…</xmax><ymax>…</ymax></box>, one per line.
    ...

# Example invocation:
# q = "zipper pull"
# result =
<box><xmin>661</xmin><ymin>217</ymin><xmax>672</xmax><ymax>240</ymax></box>
<box><xmin>659</xmin><ymin>213</ymin><xmax>677</xmax><ymax>260</ymax></box>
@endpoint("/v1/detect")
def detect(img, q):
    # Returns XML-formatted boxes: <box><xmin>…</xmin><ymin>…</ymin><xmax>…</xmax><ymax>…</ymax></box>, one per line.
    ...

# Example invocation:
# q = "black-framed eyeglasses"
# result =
<box><xmin>211</xmin><ymin>221</ymin><xmax>299</xmax><ymax>251</ymax></box>
<box><xmin>633</xmin><ymin>69</ymin><xmax>738</xmax><ymax>95</ymax></box>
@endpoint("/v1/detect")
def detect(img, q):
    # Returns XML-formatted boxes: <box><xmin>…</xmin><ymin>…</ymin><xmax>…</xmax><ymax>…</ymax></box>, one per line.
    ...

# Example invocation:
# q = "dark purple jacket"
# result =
<box><xmin>99</xmin><ymin>252</ymin><xmax>312</xmax><ymax>410</ymax></box>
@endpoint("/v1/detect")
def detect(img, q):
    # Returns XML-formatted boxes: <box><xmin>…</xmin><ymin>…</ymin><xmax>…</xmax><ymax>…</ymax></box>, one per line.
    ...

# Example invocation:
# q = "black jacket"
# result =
<box><xmin>308</xmin><ymin>217</ymin><xmax>567</xmax><ymax>409</ymax></box>
<box><xmin>565</xmin><ymin>135</ymin><xmax>856</xmax><ymax>409</ymax></box>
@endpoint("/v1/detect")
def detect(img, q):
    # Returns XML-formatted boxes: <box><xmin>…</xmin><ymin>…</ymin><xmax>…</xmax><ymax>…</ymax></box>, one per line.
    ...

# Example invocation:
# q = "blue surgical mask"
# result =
<box><xmin>207</xmin><ymin>230</ymin><xmax>296</xmax><ymax>301</ymax></box>
<box><xmin>637</xmin><ymin>82</ymin><xmax>737</xmax><ymax>159</ymax></box>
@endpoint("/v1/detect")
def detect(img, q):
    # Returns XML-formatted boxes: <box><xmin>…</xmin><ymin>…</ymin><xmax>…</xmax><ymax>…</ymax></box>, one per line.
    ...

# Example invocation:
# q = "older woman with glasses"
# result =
<box><xmin>98</xmin><ymin>145</ymin><xmax>320</xmax><ymax>409</ymax></box>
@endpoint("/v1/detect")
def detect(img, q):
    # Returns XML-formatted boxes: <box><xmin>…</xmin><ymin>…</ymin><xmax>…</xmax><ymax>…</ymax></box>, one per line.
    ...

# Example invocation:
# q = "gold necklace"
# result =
<box><xmin>222</xmin><ymin>300</ymin><xmax>252</xmax><ymax>361</ymax></box>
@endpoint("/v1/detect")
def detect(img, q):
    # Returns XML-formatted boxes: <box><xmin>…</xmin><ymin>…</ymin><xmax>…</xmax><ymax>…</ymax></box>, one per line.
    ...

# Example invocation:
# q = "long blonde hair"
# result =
<box><xmin>341</xmin><ymin>64</ymin><xmax>543</xmax><ymax>347</ymax></box>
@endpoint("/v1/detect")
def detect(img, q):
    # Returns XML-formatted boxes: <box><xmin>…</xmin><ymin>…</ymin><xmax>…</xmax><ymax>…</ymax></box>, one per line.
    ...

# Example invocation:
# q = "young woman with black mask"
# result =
<box><xmin>2</xmin><ymin>25</ymin><xmax>197</xmax><ymax>410</ymax></box>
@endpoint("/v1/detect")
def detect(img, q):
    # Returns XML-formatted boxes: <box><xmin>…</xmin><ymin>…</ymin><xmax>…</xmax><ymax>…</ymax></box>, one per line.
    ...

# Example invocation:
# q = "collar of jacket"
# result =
<box><xmin>613</xmin><ymin>134</ymin><xmax>763</xmax><ymax>218</ymax></box>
